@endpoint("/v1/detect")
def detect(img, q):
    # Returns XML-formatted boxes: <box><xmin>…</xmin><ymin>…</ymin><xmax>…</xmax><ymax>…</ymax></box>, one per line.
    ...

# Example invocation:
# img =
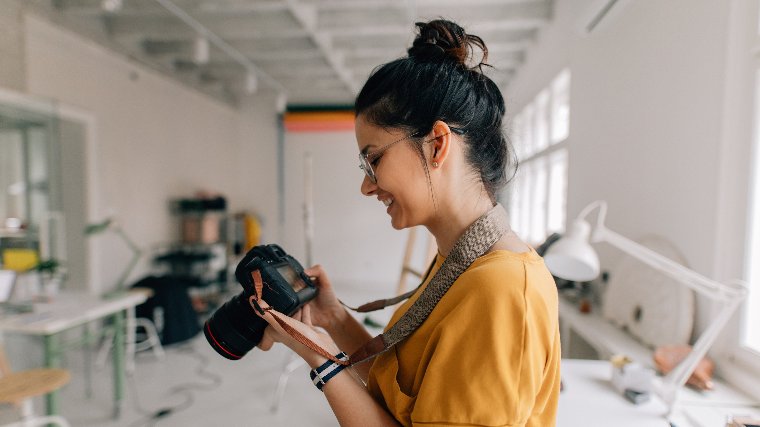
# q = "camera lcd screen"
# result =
<box><xmin>276</xmin><ymin>264</ymin><xmax>307</xmax><ymax>292</ymax></box>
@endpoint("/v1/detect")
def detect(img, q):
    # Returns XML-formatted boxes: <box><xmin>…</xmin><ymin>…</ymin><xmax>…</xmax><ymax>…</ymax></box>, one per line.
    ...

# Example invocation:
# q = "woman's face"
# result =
<box><xmin>355</xmin><ymin>115</ymin><xmax>433</xmax><ymax>230</ymax></box>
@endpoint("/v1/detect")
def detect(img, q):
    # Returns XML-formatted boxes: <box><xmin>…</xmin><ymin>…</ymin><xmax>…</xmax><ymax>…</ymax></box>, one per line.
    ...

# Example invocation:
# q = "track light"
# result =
<box><xmin>245</xmin><ymin>71</ymin><xmax>258</xmax><ymax>94</ymax></box>
<box><xmin>101</xmin><ymin>0</ymin><xmax>123</xmax><ymax>13</ymax></box>
<box><xmin>193</xmin><ymin>35</ymin><xmax>210</xmax><ymax>65</ymax></box>
<box><xmin>276</xmin><ymin>92</ymin><xmax>288</xmax><ymax>113</ymax></box>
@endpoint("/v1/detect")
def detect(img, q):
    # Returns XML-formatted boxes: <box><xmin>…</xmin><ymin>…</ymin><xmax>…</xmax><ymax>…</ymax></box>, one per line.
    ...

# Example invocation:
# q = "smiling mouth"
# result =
<box><xmin>383</xmin><ymin>198</ymin><xmax>394</xmax><ymax>207</ymax></box>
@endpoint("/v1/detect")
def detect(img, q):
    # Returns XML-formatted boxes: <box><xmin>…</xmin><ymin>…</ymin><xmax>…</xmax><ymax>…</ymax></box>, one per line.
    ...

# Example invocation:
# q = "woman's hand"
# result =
<box><xmin>256</xmin><ymin>300</ymin><xmax>341</xmax><ymax>368</ymax></box>
<box><xmin>303</xmin><ymin>264</ymin><xmax>348</xmax><ymax>331</ymax></box>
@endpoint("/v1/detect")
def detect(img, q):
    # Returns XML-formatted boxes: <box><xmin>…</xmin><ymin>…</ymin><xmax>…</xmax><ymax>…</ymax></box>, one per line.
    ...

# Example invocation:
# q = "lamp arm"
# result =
<box><xmin>577</xmin><ymin>200</ymin><xmax>609</xmax><ymax>231</ymax></box>
<box><xmin>593</xmin><ymin>227</ymin><xmax>747</xmax><ymax>301</ymax></box>
<box><xmin>592</xmin><ymin>225</ymin><xmax>747</xmax><ymax>416</ymax></box>
<box><xmin>113</xmin><ymin>227</ymin><xmax>142</xmax><ymax>291</ymax></box>
<box><xmin>113</xmin><ymin>227</ymin><xmax>141</xmax><ymax>255</ymax></box>
<box><xmin>656</xmin><ymin>292</ymin><xmax>744</xmax><ymax>415</ymax></box>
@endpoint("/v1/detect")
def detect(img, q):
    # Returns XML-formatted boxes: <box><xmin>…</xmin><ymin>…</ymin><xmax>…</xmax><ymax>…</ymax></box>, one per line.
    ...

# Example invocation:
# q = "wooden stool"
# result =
<box><xmin>0</xmin><ymin>368</ymin><xmax>71</xmax><ymax>427</ymax></box>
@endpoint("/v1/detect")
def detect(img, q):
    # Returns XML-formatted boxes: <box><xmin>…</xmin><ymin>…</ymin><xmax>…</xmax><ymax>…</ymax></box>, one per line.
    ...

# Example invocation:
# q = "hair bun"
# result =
<box><xmin>407</xmin><ymin>20</ymin><xmax>489</xmax><ymax>71</ymax></box>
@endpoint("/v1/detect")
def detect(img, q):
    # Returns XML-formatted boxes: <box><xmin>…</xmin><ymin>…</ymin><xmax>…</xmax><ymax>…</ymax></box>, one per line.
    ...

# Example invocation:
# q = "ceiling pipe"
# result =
<box><xmin>152</xmin><ymin>0</ymin><xmax>288</xmax><ymax>96</ymax></box>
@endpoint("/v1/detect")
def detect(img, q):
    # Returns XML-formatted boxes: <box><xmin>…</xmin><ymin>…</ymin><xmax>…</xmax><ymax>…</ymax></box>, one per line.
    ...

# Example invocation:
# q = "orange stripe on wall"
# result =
<box><xmin>283</xmin><ymin>111</ymin><xmax>355</xmax><ymax>132</ymax></box>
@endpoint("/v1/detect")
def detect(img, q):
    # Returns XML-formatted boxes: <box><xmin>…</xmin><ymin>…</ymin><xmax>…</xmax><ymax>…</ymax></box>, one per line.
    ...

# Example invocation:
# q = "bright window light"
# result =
<box><xmin>523</xmin><ymin>104</ymin><xmax>535</xmax><ymax>159</ymax></box>
<box><xmin>530</xmin><ymin>158</ymin><xmax>547</xmax><ymax>244</ymax></box>
<box><xmin>519</xmin><ymin>163</ymin><xmax>533</xmax><ymax>240</ymax></box>
<box><xmin>509</xmin><ymin>176</ymin><xmax>522</xmax><ymax>234</ymax></box>
<box><xmin>512</xmin><ymin>113</ymin><xmax>524</xmax><ymax>160</ymax></box>
<box><xmin>508</xmin><ymin>69</ymin><xmax>572</xmax><ymax>245</ymax></box>
<box><xmin>551</xmin><ymin>69</ymin><xmax>571</xmax><ymax>144</ymax></box>
<box><xmin>547</xmin><ymin>149</ymin><xmax>568</xmax><ymax>234</ymax></box>
<box><xmin>535</xmin><ymin>90</ymin><xmax>550</xmax><ymax>153</ymax></box>
<box><xmin>743</xmin><ymin>70</ymin><xmax>760</xmax><ymax>352</ymax></box>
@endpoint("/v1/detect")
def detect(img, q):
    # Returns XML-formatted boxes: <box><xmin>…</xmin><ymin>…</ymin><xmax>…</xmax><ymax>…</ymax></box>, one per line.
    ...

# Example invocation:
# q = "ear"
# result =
<box><xmin>429</xmin><ymin>120</ymin><xmax>453</xmax><ymax>168</ymax></box>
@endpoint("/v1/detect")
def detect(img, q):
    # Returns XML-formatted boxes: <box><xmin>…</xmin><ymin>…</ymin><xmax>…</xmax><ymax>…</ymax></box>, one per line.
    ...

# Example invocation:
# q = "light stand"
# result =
<box><xmin>85</xmin><ymin>218</ymin><xmax>141</xmax><ymax>293</ymax></box>
<box><xmin>543</xmin><ymin>200</ymin><xmax>748</xmax><ymax>416</ymax></box>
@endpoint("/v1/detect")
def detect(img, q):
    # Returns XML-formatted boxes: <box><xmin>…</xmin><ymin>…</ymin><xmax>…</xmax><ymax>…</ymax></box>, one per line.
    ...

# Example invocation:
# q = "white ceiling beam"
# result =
<box><xmin>151</xmin><ymin>0</ymin><xmax>287</xmax><ymax>94</ymax></box>
<box><xmin>244</xmin><ymin>49</ymin><xmax>323</xmax><ymax>62</ymax></box>
<box><xmin>340</xmin><ymin>41</ymin><xmax>529</xmax><ymax>61</ymax></box>
<box><xmin>55</xmin><ymin>0</ymin><xmax>289</xmax><ymax>17</ymax></box>
<box><xmin>105</xmin><ymin>13</ymin><xmax>307</xmax><ymax>39</ymax></box>
<box><xmin>313</xmin><ymin>0</ymin><xmax>547</xmax><ymax>10</ymax></box>
<box><xmin>284</xmin><ymin>0</ymin><xmax>360</xmax><ymax>95</ymax></box>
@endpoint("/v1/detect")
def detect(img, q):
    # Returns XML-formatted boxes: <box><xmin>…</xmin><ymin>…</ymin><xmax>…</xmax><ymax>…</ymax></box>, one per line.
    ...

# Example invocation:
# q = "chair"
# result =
<box><xmin>95</xmin><ymin>287</ymin><xmax>164</xmax><ymax>374</ymax></box>
<box><xmin>0</xmin><ymin>346</ymin><xmax>71</xmax><ymax>427</ymax></box>
<box><xmin>395</xmin><ymin>226</ymin><xmax>438</xmax><ymax>296</ymax></box>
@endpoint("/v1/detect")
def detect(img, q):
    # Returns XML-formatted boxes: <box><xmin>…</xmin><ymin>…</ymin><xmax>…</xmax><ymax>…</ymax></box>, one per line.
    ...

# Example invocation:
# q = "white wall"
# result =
<box><xmin>0</xmin><ymin>0</ymin><xmax>25</xmax><ymax>92</ymax></box>
<box><xmin>282</xmin><ymin>130</ymin><xmax>409</xmax><ymax>300</ymax></box>
<box><xmin>509</xmin><ymin>0</ymin><xmax>730</xmax><ymax>276</ymax></box>
<box><xmin>506</xmin><ymin>0</ymin><xmax>736</xmax><ymax>340</ymax></box>
<box><xmin>21</xmin><ymin>15</ymin><xmax>280</xmax><ymax>293</ymax></box>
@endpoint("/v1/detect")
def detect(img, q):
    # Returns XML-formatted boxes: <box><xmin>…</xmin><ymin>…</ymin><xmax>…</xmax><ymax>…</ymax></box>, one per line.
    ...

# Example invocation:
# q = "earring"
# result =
<box><xmin>432</xmin><ymin>161</ymin><xmax>439</xmax><ymax>168</ymax></box>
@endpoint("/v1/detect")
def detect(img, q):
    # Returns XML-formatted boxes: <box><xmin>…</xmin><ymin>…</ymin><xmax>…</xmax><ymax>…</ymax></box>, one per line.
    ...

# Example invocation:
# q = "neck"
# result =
<box><xmin>426</xmin><ymin>193</ymin><xmax>497</xmax><ymax>258</ymax></box>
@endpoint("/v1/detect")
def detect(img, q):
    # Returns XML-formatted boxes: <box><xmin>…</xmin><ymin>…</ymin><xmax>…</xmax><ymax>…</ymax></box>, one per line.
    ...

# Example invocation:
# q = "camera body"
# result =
<box><xmin>204</xmin><ymin>244</ymin><xmax>317</xmax><ymax>360</ymax></box>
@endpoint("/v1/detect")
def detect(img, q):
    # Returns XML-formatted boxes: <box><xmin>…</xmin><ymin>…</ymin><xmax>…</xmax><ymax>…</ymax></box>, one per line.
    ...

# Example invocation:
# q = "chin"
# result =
<box><xmin>389</xmin><ymin>210</ymin><xmax>420</xmax><ymax>230</ymax></box>
<box><xmin>389</xmin><ymin>214</ymin><xmax>404</xmax><ymax>230</ymax></box>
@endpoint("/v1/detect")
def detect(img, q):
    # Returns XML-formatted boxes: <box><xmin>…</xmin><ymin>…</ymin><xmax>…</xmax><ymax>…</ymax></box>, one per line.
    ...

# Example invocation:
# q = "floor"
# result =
<box><xmin>63</xmin><ymin>336</ymin><xmax>338</xmax><ymax>427</ymax></box>
<box><xmin>0</xmin><ymin>285</ymin><xmax>396</xmax><ymax>427</ymax></box>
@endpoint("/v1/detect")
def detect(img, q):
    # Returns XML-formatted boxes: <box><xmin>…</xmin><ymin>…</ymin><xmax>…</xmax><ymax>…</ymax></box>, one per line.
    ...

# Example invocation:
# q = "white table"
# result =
<box><xmin>559</xmin><ymin>359</ymin><xmax>671</xmax><ymax>426</ymax></box>
<box><xmin>559</xmin><ymin>359</ymin><xmax>760</xmax><ymax>427</ymax></box>
<box><xmin>0</xmin><ymin>290</ymin><xmax>147</xmax><ymax>418</ymax></box>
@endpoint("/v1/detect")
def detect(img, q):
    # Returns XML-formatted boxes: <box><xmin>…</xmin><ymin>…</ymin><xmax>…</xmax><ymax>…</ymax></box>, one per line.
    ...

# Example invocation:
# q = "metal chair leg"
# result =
<box><xmin>270</xmin><ymin>352</ymin><xmax>307</xmax><ymax>413</ymax></box>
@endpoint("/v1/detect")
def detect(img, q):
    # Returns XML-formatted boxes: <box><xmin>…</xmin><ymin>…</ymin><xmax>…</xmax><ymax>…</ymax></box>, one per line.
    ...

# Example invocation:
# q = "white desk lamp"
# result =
<box><xmin>543</xmin><ymin>200</ymin><xmax>748</xmax><ymax>416</ymax></box>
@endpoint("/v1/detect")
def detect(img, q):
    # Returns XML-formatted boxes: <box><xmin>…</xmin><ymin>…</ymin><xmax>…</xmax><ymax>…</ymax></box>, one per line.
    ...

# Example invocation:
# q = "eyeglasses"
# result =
<box><xmin>358</xmin><ymin>128</ymin><xmax>464</xmax><ymax>184</ymax></box>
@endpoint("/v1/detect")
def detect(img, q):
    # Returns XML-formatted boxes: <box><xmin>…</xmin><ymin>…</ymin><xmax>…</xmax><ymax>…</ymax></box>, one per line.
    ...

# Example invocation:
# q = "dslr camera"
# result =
<box><xmin>204</xmin><ymin>244</ymin><xmax>317</xmax><ymax>360</ymax></box>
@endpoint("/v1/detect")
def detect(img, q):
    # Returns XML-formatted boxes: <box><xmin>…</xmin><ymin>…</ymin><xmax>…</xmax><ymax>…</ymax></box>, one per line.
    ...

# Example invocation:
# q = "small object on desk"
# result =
<box><xmin>654</xmin><ymin>344</ymin><xmax>714</xmax><ymax>391</ymax></box>
<box><xmin>579</xmin><ymin>298</ymin><xmax>592</xmax><ymax>313</ymax></box>
<box><xmin>624</xmin><ymin>388</ymin><xmax>650</xmax><ymax>405</ymax></box>
<box><xmin>610</xmin><ymin>354</ymin><xmax>654</xmax><ymax>395</ymax></box>
<box><xmin>727</xmin><ymin>416</ymin><xmax>760</xmax><ymax>427</ymax></box>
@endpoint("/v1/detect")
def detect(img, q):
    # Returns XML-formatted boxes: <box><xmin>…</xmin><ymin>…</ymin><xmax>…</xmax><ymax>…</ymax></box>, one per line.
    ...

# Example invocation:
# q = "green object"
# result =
<box><xmin>363</xmin><ymin>316</ymin><xmax>384</xmax><ymax>329</ymax></box>
<box><xmin>84</xmin><ymin>218</ymin><xmax>142</xmax><ymax>291</ymax></box>
<box><xmin>112</xmin><ymin>310</ymin><xmax>125</xmax><ymax>418</ymax></box>
<box><xmin>43</xmin><ymin>333</ymin><xmax>62</xmax><ymax>416</ymax></box>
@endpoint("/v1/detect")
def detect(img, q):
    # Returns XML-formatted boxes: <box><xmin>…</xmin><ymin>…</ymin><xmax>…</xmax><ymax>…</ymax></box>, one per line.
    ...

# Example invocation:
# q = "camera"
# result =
<box><xmin>204</xmin><ymin>244</ymin><xmax>317</xmax><ymax>360</ymax></box>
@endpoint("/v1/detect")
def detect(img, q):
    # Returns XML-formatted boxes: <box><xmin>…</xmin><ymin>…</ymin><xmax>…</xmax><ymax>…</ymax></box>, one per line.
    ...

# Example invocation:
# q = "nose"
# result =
<box><xmin>360</xmin><ymin>174</ymin><xmax>377</xmax><ymax>196</ymax></box>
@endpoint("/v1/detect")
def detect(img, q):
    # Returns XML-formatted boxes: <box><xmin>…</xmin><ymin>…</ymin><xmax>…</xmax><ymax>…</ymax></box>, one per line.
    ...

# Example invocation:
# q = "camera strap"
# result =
<box><xmin>250</xmin><ymin>203</ymin><xmax>509</xmax><ymax>367</ymax></box>
<box><xmin>348</xmin><ymin>203</ymin><xmax>510</xmax><ymax>365</ymax></box>
<box><xmin>249</xmin><ymin>270</ymin><xmax>353</xmax><ymax>366</ymax></box>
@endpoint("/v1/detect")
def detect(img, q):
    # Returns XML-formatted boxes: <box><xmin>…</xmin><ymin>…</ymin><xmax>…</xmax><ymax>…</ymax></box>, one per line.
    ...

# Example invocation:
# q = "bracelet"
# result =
<box><xmin>309</xmin><ymin>352</ymin><xmax>349</xmax><ymax>391</ymax></box>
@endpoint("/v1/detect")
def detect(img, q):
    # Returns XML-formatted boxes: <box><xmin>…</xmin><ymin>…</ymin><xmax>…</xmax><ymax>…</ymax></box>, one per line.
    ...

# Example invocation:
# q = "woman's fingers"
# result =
<box><xmin>301</xmin><ymin>303</ymin><xmax>313</xmax><ymax>327</ymax></box>
<box><xmin>258</xmin><ymin>327</ymin><xmax>275</xmax><ymax>351</ymax></box>
<box><xmin>304</xmin><ymin>264</ymin><xmax>329</xmax><ymax>287</ymax></box>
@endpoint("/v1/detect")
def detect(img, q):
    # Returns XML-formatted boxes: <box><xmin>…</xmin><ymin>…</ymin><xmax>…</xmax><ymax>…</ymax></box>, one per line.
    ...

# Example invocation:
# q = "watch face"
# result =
<box><xmin>275</xmin><ymin>263</ymin><xmax>307</xmax><ymax>292</ymax></box>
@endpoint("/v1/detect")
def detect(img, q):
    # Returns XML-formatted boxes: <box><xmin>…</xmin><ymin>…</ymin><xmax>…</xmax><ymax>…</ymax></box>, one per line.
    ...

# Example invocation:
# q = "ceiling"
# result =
<box><xmin>43</xmin><ymin>0</ymin><xmax>555</xmax><ymax>107</ymax></box>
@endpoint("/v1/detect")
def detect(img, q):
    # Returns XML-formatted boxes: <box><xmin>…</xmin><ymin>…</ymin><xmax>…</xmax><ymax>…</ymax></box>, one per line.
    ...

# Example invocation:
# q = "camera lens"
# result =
<box><xmin>203</xmin><ymin>292</ymin><xmax>268</xmax><ymax>360</ymax></box>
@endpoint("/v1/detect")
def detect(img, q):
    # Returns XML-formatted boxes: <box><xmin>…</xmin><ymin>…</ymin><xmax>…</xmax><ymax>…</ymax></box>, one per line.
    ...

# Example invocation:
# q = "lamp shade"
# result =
<box><xmin>543</xmin><ymin>220</ymin><xmax>600</xmax><ymax>282</ymax></box>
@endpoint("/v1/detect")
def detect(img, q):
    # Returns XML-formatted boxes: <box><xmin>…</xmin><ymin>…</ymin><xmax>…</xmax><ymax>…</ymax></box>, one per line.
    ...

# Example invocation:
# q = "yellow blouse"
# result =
<box><xmin>367</xmin><ymin>248</ymin><xmax>561</xmax><ymax>427</ymax></box>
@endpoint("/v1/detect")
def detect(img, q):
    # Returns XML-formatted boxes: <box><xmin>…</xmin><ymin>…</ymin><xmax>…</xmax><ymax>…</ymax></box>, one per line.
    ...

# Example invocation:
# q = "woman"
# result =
<box><xmin>255</xmin><ymin>19</ymin><xmax>561</xmax><ymax>427</ymax></box>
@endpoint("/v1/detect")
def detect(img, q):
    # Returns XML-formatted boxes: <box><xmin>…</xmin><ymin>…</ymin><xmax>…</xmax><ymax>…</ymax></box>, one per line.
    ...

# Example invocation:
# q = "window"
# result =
<box><xmin>744</xmin><ymin>73</ymin><xmax>760</xmax><ymax>353</ymax></box>
<box><xmin>508</xmin><ymin>69</ymin><xmax>571</xmax><ymax>244</ymax></box>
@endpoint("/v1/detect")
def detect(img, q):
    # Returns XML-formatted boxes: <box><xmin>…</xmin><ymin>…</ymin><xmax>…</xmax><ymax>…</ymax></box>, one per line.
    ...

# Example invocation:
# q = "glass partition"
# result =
<box><xmin>0</xmin><ymin>94</ymin><xmax>88</xmax><ymax>290</ymax></box>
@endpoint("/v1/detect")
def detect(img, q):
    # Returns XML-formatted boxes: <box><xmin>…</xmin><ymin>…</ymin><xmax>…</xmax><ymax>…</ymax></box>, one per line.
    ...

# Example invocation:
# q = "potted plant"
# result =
<box><xmin>35</xmin><ymin>258</ymin><xmax>66</xmax><ymax>300</ymax></box>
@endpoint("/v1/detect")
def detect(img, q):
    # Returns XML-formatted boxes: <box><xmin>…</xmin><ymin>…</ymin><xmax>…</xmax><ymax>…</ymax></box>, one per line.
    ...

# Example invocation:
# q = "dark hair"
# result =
<box><xmin>355</xmin><ymin>19</ymin><xmax>517</xmax><ymax>202</ymax></box>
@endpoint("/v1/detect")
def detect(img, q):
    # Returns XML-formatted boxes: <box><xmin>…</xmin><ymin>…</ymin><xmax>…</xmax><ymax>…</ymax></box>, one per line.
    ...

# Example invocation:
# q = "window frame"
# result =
<box><xmin>715</xmin><ymin>0</ymin><xmax>760</xmax><ymax>400</ymax></box>
<box><xmin>508</xmin><ymin>69</ymin><xmax>571</xmax><ymax>245</ymax></box>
